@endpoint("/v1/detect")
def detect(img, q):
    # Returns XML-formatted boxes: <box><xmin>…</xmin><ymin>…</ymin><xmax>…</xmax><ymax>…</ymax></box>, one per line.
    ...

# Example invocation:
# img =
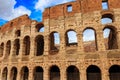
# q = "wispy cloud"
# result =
<box><xmin>35</xmin><ymin>0</ymin><xmax>75</xmax><ymax>12</ymax></box>
<box><xmin>0</xmin><ymin>0</ymin><xmax>31</xmax><ymax>21</ymax></box>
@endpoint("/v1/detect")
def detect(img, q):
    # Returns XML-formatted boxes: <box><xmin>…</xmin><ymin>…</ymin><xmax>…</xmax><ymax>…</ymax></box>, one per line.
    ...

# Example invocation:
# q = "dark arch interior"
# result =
<box><xmin>50</xmin><ymin>66</ymin><xmax>60</xmax><ymax>80</ymax></box>
<box><xmin>35</xmin><ymin>35</ymin><xmax>44</xmax><ymax>56</ymax></box>
<box><xmin>67</xmin><ymin>66</ymin><xmax>80</xmax><ymax>80</ymax></box>
<box><xmin>35</xmin><ymin>67</ymin><xmax>43</xmax><ymax>72</ymax></box>
<box><xmin>87</xmin><ymin>65</ymin><xmax>100</xmax><ymax>73</ymax></box>
<box><xmin>15</xmin><ymin>30</ymin><xmax>21</xmax><ymax>37</ymax></box>
<box><xmin>0</xmin><ymin>43</ymin><xmax>4</xmax><ymax>57</ymax></box>
<box><xmin>50</xmin><ymin>66</ymin><xmax>60</xmax><ymax>72</ymax></box>
<box><xmin>103</xmin><ymin>27</ymin><xmax>118</xmax><ymax>50</ymax></box>
<box><xmin>87</xmin><ymin>65</ymin><xmax>101</xmax><ymax>80</ymax></box>
<box><xmin>109</xmin><ymin>65</ymin><xmax>120</xmax><ymax>80</ymax></box>
<box><xmin>6</xmin><ymin>41</ymin><xmax>11</xmax><ymax>56</ymax></box>
<box><xmin>21</xmin><ymin>67</ymin><xmax>29</xmax><ymax>80</ymax></box>
<box><xmin>34</xmin><ymin>67</ymin><xmax>43</xmax><ymax>80</ymax></box>
<box><xmin>11</xmin><ymin>67</ymin><xmax>17</xmax><ymax>80</ymax></box>
<box><xmin>36</xmin><ymin>23</ymin><xmax>44</xmax><ymax>32</ymax></box>
<box><xmin>109</xmin><ymin>65</ymin><xmax>120</xmax><ymax>73</ymax></box>
<box><xmin>14</xmin><ymin>39</ymin><xmax>20</xmax><ymax>55</ymax></box>
<box><xmin>24</xmin><ymin>36</ymin><xmax>30</xmax><ymax>55</ymax></box>
<box><xmin>2</xmin><ymin>67</ymin><xmax>8</xmax><ymax>80</ymax></box>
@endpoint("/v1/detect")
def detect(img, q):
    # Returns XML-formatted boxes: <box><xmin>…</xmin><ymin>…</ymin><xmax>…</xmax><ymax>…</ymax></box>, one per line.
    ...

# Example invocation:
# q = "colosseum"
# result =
<box><xmin>0</xmin><ymin>0</ymin><xmax>120</xmax><ymax>80</ymax></box>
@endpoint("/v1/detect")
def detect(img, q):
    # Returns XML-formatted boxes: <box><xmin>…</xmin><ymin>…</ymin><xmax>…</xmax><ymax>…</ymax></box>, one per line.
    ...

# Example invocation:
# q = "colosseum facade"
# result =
<box><xmin>0</xmin><ymin>0</ymin><xmax>120</xmax><ymax>80</ymax></box>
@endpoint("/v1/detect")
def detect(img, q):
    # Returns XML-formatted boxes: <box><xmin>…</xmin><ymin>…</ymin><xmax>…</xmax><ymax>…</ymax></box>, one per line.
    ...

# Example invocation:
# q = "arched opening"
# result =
<box><xmin>21</xmin><ymin>66</ymin><xmax>29</xmax><ymax>80</ymax></box>
<box><xmin>2</xmin><ymin>67</ymin><xmax>8</xmax><ymax>80</ymax></box>
<box><xmin>23</xmin><ymin>36</ymin><xmax>30</xmax><ymax>55</ymax></box>
<box><xmin>83</xmin><ymin>28</ymin><xmax>97</xmax><ymax>52</ymax></box>
<box><xmin>35</xmin><ymin>23</ymin><xmax>44</xmax><ymax>32</ymax></box>
<box><xmin>14</xmin><ymin>39</ymin><xmax>20</xmax><ymax>55</ymax></box>
<box><xmin>34</xmin><ymin>66</ymin><xmax>43</xmax><ymax>80</ymax></box>
<box><xmin>101</xmin><ymin>14</ymin><xmax>113</xmax><ymax>24</ymax></box>
<box><xmin>109</xmin><ymin>65</ymin><xmax>120</xmax><ymax>80</ymax></box>
<box><xmin>50</xmin><ymin>65</ymin><xmax>60</xmax><ymax>80</ymax></box>
<box><xmin>87</xmin><ymin>65</ymin><xmax>101</xmax><ymax>80</ymax></box>
<box><xmin>11</xmin><ymin>67</ymin><xmax>17</xmax><ymax>80</ymax></box>
<box><xmin>65</xmin><ymin>30</ymin><xmax>77</xmax><ymax>46</ymax></box>
<box><xmin>103</xmin><ymin>26</ymin><xmax>118</xmax><ymax>50</ymax></box>
<box><xmin>50</xmin><ymin>32</ymin><xmax>60</xmax><ymax>54</ymax></box>
<box><xmin>35</xmin><ymin>35</ymin><xmax>44</xmax><ymax>56</ymax></box>
<box><xmin>6</xmin><ymin>40</ymin><xmax>11</xmax><ymax>56</ymax></box>
<box><xmin>67</xmin><ymin>66</ymin><xmax>80</xmax><ymax>80</ymax></box>
<box><xmin>15</xmin><ymin>30</ymin><xmax>21</xmax><ymax>37</ymax></box>
<box><xmin>0</xmin><ymin>43</ymin><xmax>4</xmax><ymax>57</ymax></box>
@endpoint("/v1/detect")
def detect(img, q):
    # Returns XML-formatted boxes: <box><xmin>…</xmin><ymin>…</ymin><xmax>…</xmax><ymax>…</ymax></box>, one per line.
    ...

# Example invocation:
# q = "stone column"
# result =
<box><xmin>77</xmin><ymin>32</ymin><xmax>84</xmax><ymax>52</ymax></box>
<box><xmin>60</xmin><ymin>67</ymin><xmax>66</xmax><ymax>80</ymax></box>
<box><xmin>102</xmin><ymin>69</ymin><xmax>109</xmax><ymax>80</ymax></box>
<box><xmin>3</xmin><ymin>42</ymin><xmax>6</xmax><ymax>59</ymax></box>
<box><xmin>10</xmin><ymin>40</ymin><xmax>14</xmax><ymax>58</ymax></box>
<box><xmin>80</xmin><ymin>69</ymin><xmax>87</xmax><ymax>80</ymax></box>
<box><xmin>43</xmin><ymin>67</ymin><xmax>49</xmax><ymax>80</ymax></box>
<box><xmin>17</xmin><ymin>68</ymin><xmax>21</xmax><ymax>80</ymax></box>
<box><xmin>28</xmin><ymin>68</ymin><xmax>34</xmax><ymax>80</ymax></box>
<box><xmin>96</xmin><ymin>31</ymin><xmax>106</xmax><ymax>51</ymax></box>
<box><xmin>60</xmin><ymin>32</ymin><xmax>66</xmax><ymax>53</ymax></box>
<box><xmin>116</xmin><ymin>30</ymin><xmax>120</xmax><ymax>49</ymax></box>
<box><xmin>44</xmin><ymin>35</ymin><xmax>49</xmax><ymax>55</ymax></box>
<box><xmin>19</xmin><ymin>38</ymin><xmax>24</xmax><ymax>61</ymax></box>
<box><xmin>29</xmin><ymin>37</ymin><xmax>35</xmax><ymax>59</ymax></box>
<box><xmin>7</xmin><ymin>68</ymin><xmax>11</xmax><ymax>80</ymax></box>
<box><xmin>44</xmin><ymin>19</ymin><xmax>50</xmax><ymax>56</ymax></box>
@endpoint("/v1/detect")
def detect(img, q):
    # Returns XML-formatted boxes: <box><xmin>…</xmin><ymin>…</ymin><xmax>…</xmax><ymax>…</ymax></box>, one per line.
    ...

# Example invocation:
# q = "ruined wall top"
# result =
<box><xmin>43</xmin><ymin>0</ymin><xmax>120</xmax><ymax>20</ymax></box>
<box><xmin>0</xmin><ymin>14</ymin><xmax>34</xmax><ymax>33</ymax></box>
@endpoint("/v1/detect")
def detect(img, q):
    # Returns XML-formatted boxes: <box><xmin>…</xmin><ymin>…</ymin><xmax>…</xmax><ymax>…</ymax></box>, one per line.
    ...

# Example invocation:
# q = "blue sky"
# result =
<box><xmin>0</xmin><ymin>0</ymin><xmax>75</xmax><ymax>26</ymax></box>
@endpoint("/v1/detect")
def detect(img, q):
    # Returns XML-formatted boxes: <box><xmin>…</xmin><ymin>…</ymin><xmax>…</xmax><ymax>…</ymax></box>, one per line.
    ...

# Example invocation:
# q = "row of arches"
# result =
<box><xmin>0</xmin><ymin>26</ymin><xmax>118</xmax><ymax>56</ymax></box>
<box><xmin>0</xmin><ymin>35</ymin><xmax>44</xmax><ymax>57</ymax></box>
<box><xmin>1</xmin><ymin>65</ymin><xmax>120</xmax><ymax>80</ymax></box>
<box><xmin>50</xmin><ymin>26</ymin><xmax>118</xmax><ymax>52</ymax></box>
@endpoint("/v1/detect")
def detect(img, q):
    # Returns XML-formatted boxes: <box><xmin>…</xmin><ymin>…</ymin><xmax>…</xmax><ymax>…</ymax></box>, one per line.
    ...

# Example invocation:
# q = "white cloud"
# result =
<box><xmin>0</xmin><ymin>0</ymin><xmax>31</xmax><ymax>21</ymax></box>
<box><xmin>35</xmin><ymin>0</ymin><xmax>75</xmax><ymax>12</ymax></box>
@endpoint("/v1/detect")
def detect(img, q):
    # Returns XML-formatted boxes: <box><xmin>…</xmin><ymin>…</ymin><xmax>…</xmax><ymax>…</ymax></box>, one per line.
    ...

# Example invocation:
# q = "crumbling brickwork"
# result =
<box><xmin>0</xmin><ymin>0</ymin><xmax>120</xmax><ymax>80</ymax></box>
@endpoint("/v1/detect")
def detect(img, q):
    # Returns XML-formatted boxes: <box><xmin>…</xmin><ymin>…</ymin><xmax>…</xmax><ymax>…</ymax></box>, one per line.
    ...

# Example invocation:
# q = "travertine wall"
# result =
<box><xmin>0</xmin><ymin>0</ymin><xmax>120</xmax><ymax>80</ymax></box>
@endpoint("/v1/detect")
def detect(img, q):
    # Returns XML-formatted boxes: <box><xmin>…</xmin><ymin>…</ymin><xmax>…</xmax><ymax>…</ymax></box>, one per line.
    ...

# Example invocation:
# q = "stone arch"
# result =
<box><xmin>6</xmin><ymin>40</ymin><xmax>11</xmax><ymax>56</ymax></box>
<box><xmin>49</xmin><ymin>65</ymin><xmax>60</xmax><ymax>80</ymax></box>
<box><xmin>49</xmin><ymin>31</ymin><xmax>60</xmax><ymax>54</ymax></box>
<box><xmin>103</xmin><ymin>26</ymin><xmax>118</xmax><ymax>50</ymax></box>
<box><xmin>35</xmin><ymin>23</ymin><xmax>44</xmax><ymax>32</ymax></box>
<box><xmin>66</xmin><ymin>65</ymin><xmax>80</xmax><ymax>80</ymax></box>
<box><xmin>33</xmin><ymin>66</ymin><xmax>43</xmax><ymax>80</ymax></box>
<box><xmin>10</xmin><ymin>67</ymin><xmax>17</xmax><ymax>80</ymax></box>
<box><xmin>23</xmin><ymin>36</ymin><xmax>30</xmax><ymax>55</ymax></box>
<box><xmin>101</xmin><ymin>13</ymin><xmax>114</xmax><ymax>24</ymax></box>
<box><xmin>20</xmin><ymin>66</ymin><xmax>29</xmax><ymax>80</ymax></box>
<box><xmin>0</xmin><ymin>42</ymin><xmax>4</xmax><ymax>57</ymax></box>
<box><xmin>86</xmin><ymin>65</ymin><xmax>101</xmax><ymax>80</ymax></box>
<box><xmin>13</xmin><ymin>39</ymin><xmax>20</xmax><ymax>55</ymax></box>
<box><xmin>109</xmin><ymin>65</ymin><xmax>120</xmax><ymax>80</ymax></box>
<box><xmin>83</xmin><ymin>27</ymin><xmax>98</xmax><ymax>52</ymax></box>
<box><xmin>2</xmin><ymin>67</ymin><xmax>8</xmax><ymax>80</ymax></box>
<box><xmin>35</xmin><ymin>35</ymin><xmax>44</xmax><ymax>56</ymax></box>
<box><xmin>65</xmin><ymin>29</ymin><xmax>78</xmax><ymax>46</ymax></box>
<box><xmin>15</xmin><ymin>30</ymin><xmax>21</xmax><ymax>37</ymax></box>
